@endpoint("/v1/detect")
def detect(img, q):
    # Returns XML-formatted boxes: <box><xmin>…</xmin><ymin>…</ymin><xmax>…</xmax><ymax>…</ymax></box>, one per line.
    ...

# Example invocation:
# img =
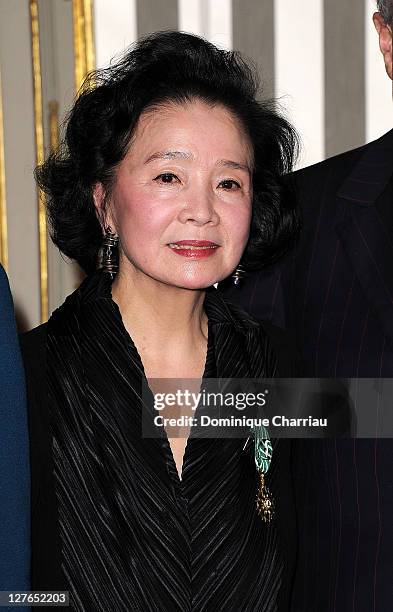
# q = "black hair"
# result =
<box><xmin>35</xmin><ymin>30</ymin><xmax>299</xmax><ymax>275</ymax></box>
<box><xmin>377</xmin><ymin>0</ymin><xmax>393</xmax><ymax>25</ymax></box>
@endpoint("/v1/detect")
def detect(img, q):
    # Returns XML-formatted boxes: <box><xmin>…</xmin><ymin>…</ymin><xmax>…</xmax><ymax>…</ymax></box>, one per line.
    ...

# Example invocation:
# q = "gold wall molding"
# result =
<box><xmin>48</xmin><ymin>100</ymin><xmax>59</xmax><ymax>153</ymax></box>
<box><xmin>30</xmin><ymin>0</ymin><xmax>48</xmax><ymax>322</ymax></box>
<box><xmin>72</xmin><ymin>0</ymin><xmax>95</xmax><ymax>92</ymax></box>
<box><xmin>0</xmin><ymin>70</ymin><xmax>8</xmax><ymax>271</ymax></box>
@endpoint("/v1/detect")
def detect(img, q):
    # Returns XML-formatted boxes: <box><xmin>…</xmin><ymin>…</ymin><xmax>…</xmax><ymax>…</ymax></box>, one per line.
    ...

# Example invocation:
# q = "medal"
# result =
<box><xmin>250</xmin><ymin>424</ymin><xmax>274</xmax><ymax>522</ymax></box>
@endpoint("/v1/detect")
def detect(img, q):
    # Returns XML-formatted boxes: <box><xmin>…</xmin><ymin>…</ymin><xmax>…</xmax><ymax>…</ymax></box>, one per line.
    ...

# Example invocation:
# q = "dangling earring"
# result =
<box><xmin>101</xmin><ymin>225</ymin><xmax>119</xmax><ymax>278</ymax></box>
<box><xmin>232</xmin><ymin>263</ymin><xmax>246</xmax><ymax>286</ymax></box>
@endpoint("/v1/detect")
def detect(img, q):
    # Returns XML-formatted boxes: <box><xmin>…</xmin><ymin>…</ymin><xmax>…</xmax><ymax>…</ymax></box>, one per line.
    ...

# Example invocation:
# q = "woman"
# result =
<box><xmin>20</xmin><ymin>31</ymin><xmax>300</xmax><ymax>611</ymax></box>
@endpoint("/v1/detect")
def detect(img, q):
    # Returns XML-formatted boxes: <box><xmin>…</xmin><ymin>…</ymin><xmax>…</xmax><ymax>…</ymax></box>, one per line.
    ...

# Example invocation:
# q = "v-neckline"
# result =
<box><xmin>102</xmin><ymin>271</ymin><xmax>216</xmax><ymax>486</ymax></box>
<box><xmin>161</xmin><ymin>321</ymin><xmax>214</xmax><ymax>484</ymax></box>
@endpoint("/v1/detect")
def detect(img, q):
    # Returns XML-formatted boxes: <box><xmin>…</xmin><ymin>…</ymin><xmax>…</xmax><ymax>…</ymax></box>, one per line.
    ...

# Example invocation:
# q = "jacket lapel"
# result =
<box><xmin>334</xmin><ymin>130</ymin><xmax>393</xmax><ymax>343</ymax></box>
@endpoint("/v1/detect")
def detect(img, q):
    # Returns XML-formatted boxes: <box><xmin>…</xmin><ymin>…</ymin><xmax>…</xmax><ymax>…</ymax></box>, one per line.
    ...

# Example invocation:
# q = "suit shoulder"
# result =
<box><xmin>0</xmin><ymin>265</ymin><xmax>15</xmax><ymax>318</ymax></box>
<box><xmin>0</xmin><ymin>262</ymin><xmax>8</xmax><ymax>286</ymax></box>
<box><xmin>294</xmin><ymin>142</ymin><xmax>367</xmax><ymax>186</ymax></box>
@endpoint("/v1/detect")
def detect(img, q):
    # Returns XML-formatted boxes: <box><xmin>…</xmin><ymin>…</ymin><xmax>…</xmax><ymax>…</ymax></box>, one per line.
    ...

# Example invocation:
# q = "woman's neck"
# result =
<box><xmin>110</xmin><ymin>266</ymin><xmax>208</xmax><ymax>378</ymax></box>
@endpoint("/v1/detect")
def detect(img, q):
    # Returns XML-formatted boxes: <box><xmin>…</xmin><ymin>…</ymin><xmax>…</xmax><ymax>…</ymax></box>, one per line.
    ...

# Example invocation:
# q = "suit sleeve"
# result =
<box><xmin>0</xmin><ymin>264</ymin><xmax>31</xmax><ymax>597</ymax></box>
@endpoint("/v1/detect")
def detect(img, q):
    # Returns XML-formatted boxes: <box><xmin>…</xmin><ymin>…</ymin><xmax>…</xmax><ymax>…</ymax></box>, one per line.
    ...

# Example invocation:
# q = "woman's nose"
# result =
<box><xmin>177</xmin><ymin>191</ymin><xmax>220</xmax><ymax>226</ymax></box>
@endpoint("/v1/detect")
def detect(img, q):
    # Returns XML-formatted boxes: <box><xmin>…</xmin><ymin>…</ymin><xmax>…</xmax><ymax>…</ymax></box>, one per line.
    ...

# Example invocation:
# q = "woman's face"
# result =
<box><xmin>97</xmin><ymin>99</ymin><xmax>253</xmax><ymax>289</ymax></box>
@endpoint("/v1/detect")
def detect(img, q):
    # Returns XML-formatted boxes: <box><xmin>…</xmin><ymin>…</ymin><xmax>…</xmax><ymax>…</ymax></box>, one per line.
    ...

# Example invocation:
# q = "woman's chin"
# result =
<box><xmin>161</xmin><ymin>272</ymin><xmax>224</xmax><ymax>291</ymax></box>
<box><xmin>171</xmin><ymin>277</ymin><xmax>219</xmax><ymax>290</ymax></box>
<box><xmin>127</xmin><ymin>263</ymin><xmax>230</xmax><ymax>290</ymax></box>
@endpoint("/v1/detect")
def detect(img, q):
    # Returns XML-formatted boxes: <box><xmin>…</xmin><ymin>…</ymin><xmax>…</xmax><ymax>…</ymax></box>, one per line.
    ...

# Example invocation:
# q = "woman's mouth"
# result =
<box><xmin>167</xmin><ymin>240</ymin><xmax>220</xmax><ymax>258</ymax></box>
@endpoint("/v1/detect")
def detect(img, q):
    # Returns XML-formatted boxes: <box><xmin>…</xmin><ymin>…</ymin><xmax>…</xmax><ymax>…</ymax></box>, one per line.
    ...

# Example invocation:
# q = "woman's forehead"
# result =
<box><xmin>127</xmin><ymin>100</ymin><xmax>253</xmax><ymax>166</ymax></box>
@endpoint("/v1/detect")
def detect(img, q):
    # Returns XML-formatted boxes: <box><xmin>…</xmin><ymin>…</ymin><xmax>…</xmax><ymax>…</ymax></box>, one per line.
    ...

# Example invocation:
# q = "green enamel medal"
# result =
<box><xmin>250</xmin><ymin>424</ymin><xmax>275</xmax><ymax>522</ymax></box>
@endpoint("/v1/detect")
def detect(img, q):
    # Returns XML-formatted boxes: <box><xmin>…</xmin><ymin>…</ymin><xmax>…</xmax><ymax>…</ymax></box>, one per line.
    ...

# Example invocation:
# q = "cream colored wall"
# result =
<box><xmin>0</xmin><ymin>0</ymin><xmax>40</xmax><ymax>330</ymax></box>
<box><xmin>38</xmin><ymin>0</ymin><xmax>84</xmax><ymax>318</ymax></box>
<box><xmin>0</xmin><ymin>0</ymin><xmax>86</xmax><ymax>331</ymax></box>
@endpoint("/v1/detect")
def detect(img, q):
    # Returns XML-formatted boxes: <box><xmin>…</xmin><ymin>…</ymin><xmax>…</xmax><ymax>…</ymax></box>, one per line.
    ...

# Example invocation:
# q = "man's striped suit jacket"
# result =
<box><xmin>219</xmin><ymin>129</ymin><xmax>393</xmax><ymax>612</ymax></box>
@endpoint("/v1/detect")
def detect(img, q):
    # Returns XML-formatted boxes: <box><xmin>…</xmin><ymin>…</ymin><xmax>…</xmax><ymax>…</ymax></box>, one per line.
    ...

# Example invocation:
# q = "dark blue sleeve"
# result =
<box><xmin>0</xmin><ymin>264</ymin><xmax>31</xmax><ymax>600</ymax></box>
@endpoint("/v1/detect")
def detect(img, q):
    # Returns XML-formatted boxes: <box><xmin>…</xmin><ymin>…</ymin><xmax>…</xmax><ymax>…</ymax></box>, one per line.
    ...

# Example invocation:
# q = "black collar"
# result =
<box><xmin>83</xmin><ymin>267</ymin><xmax>262</xmax><ymax>331</ymax></box>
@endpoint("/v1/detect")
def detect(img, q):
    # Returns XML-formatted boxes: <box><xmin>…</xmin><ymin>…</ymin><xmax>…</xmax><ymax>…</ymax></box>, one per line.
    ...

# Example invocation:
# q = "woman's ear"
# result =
<box><xmin>93</xmin><ymin>182</ymin><xmax>105</xmax><ymax>228</ymax></box>
<box><xmin>93</xmin><ymin>182</ymin><xmax>115</xmax><ymax>231</ymax></box>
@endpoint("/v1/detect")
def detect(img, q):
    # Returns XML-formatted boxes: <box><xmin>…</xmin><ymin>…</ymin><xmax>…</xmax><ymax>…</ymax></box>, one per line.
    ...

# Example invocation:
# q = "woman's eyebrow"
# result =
<box><xmin>144</xmin><ymin>150</ymin><xmax>192</xmax><ymax>163</ymax></box>
<box><xmin>217</xmin><ymin>159</ymin><xmax>251</xmax><ymax>174</ymax></box>
<box><xmin>144</xmin><ymin>150</ymin><xmax>251</xmax><ymax>174</ymax></box>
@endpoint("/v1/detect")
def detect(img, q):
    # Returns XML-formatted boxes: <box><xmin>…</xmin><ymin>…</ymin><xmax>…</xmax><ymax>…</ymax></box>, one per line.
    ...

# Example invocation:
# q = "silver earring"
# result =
<box><xmin>101</xmin><ymin>225</ymin><xmax>119</xmax><ymax>278</ymax></box>
<box><xmin>232</xmin><ymin>264</ymin><xmax>246</xmax><ymax>285</ymax></box>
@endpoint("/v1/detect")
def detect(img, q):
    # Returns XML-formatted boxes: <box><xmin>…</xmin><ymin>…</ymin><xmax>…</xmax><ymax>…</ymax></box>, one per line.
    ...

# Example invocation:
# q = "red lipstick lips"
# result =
<box><xmin>167</xmin><ymin>240</ymin><xmax>220</xmax><ymax>258</ymax></box>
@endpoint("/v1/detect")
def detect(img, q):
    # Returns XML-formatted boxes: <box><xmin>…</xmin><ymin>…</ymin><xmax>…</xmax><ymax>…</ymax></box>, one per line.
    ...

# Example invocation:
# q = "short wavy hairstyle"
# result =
<box><xmin>35</xmin><ymin>30</ymin><xmax>299</xmax><ymax>275</ymax></box>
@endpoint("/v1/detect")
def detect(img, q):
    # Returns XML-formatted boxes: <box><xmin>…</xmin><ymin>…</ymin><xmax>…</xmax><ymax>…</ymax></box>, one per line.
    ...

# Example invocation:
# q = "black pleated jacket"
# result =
<box><xmin>19</xmin><ymin>269</ymin><xmax>301</xmax><ymax>612</ymax></box>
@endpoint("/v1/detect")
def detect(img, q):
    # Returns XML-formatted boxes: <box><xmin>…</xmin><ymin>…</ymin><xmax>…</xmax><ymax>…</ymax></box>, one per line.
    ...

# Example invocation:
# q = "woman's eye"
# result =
<box><xmin>153</xmin><ymin>172</ymin><xmax>180</xmax><ymax>184</ymax></box>
<box><xmin>219</xmin><ymin>179</ymin><xmax>241</xmax><ymax>190</ymax></box>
